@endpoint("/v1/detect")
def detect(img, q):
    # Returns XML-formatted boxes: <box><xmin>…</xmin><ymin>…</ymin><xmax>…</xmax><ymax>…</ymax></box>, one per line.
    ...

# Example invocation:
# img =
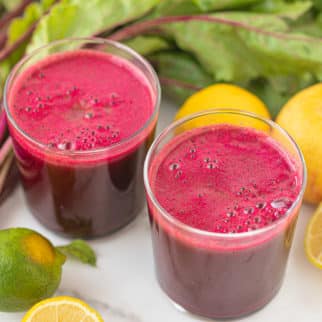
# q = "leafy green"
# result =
<box><xmin>195</xmin><ymin>0</ymin><xmax>261</xmax><ymax>11</ymax></box>
<box><xmin>148</xmin><ymin>12</ymin><xmax>322</xmax><ymax>113</ymax></box>
<box><xmin>0</xmin><ymin>0</ymin><xmax>23</xmax><ymax>11</ymax></box>
<box><xmin>248</xmin><ymin>74</ymin><xmax>315</xmax><ymax>117</ymax></box>
<box><xmin>27</xmin><ymin>0</ymin><xmax>160</xmax><ymax>53</ymax></box>
<box><xmin>125</xmin><ymin>35</ymin><xmax>171</xmax><ymax>56</ymax></box>
<box><xmin>250</xmin><ymin>0</ymin><xmax>312</xmax><ymax>20</ymax></box>
<box><xmin>57</xmin><ymin>240</ymin><xmax>96</xmax><ymax>267</ymax></box>
<box><xmin>159</xmin><ymin>13</ymin><xmax>287</xmax><ymax>81</ymax></box>
<box><xmin>7</xmin><ymin>0</ymin><xmax>54</xmax><ymax>46</ymax></box>
<box><xmin>0</xmin><ymin>0</ymin><xmax>55</xmax><ymax>85</ymax></box>
<box><xmin>292</xmin><ymin>12</ymin><xmax>322</xmax><ymax>37</ymax></box>
<box><xmin>149</xmin><ymin>0</ymin><xmax>204</xmax><ymax>16</ymax></box>
<box><xmin>311</xmin><ymin>0</ymin><xmax>322</xmax><ymax>10</ymax></box>
<box><xmin>150</xmin><ymin>0</ymin><xmax>261</xmax><ymax>17</ymax></box>
<box><xmin>150</xmin><ymin>51</ymin><xmax>212</xmax><ymax>103</ymax></box>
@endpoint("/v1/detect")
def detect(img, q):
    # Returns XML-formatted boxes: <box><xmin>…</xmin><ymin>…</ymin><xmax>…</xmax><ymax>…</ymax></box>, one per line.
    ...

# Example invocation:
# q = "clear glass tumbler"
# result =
<box><xmin>4</xmin><ymin>38</ymin><xmax>160</xmax><ymax>238</ymax></box>
<box><xmin>144</xmin><ymin>110</ymin><xmax>306</xmax><ymax>319</ymax></box>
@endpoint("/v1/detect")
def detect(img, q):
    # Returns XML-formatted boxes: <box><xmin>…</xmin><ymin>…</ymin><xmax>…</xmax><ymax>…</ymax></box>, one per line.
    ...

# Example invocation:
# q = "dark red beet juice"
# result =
<box><xmin>145</xmin><ymin>112</ymin><xmax>305</xmax><ymax>319</ymax></box>
<box><xmin>5</xmin><ymin>39</ymin><xmax>159</xmax><ymax>237</ymax></box>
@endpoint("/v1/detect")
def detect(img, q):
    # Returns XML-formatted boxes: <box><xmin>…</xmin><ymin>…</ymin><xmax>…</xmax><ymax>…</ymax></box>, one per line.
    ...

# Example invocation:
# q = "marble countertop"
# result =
<box><xmin>0</xmin><ymin>100</ymin><xmax>321</xmax><ymax>322</ymax></box>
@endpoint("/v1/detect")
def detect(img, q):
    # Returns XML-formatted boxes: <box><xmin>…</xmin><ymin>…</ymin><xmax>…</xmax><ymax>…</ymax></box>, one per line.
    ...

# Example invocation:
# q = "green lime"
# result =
<box><xmin>0</xmin><ymin>228</ymin><xmax>66</xmax><ymax>312</ymax></box>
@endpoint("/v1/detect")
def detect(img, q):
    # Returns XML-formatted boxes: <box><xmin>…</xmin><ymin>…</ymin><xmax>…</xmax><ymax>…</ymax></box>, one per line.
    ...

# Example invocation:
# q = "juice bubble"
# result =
<box><xmin>169</xmin><ymin>163</ymin><xmax>180</xmax><ymax>171</ymax></box>
<box><xmin>47</xmin><ymin>142</ymin><xmax>56</xmax><ymax>148</ymax></box>
<box><xmin>66</xmin><ymin>86</ymin><xmax>78</xmax><ymax>96</ymax></box>
<box><xmin>111</xmin><ymin>131</ymin><xmax>119</xmax><ymax>139</ymax></box>
<box><xmin>256</xmin><ymin>202</ymin><xmax>266</xmax><ymax>209</ymax></box>
<box><xmin>254</xmin><ymin>216</ymin><xmax>261</xmax><ymax>223</ymax></box>
<box><xmin>206</xmin><ymin>162</ymin><xmax>216</xmax><ymax>169</ymax></box>
<box><xmin>226</xmin><ymin>211</ymin><xmax>236</xmax><ymax>218</ymax></box>
<box><xmin>57</xmin><ymin>141</ymin><xmax>73</xmax><ymax>151</ymax></box>
<box><xmin>84</xmin><ymin>112</ymin><xmax>93</xmax><ymax>119</ymax></box>
<box><xmin>110</xmin><ymin>93</ymin><xmax>123</xmax><ymax>107</ymax></box>
<box><xmin>237</xmin><ymin>187</ymin><xmax>246</xmax><ymax>196</ymax></box>
<box><xmin>243</xmin><ymin>207</ymin><xmax>254</xmax><ymax>215</ymax></box>
<box><xmin>271</xmin><ymin>197</ymin><xmax>292</xmax><ymax>209</ymax></box>
<box><xmin>248</xmin><ymin>225</ymin><xmax>258</xmax><ymax>232</ymax></box>
<box><xmin>237</xmin><ymin>224</ymin><xmax>243</xmax><ymax>231</ymax></box>
<box><xmin>175</xmin><ymin>171</ymin><xmax>182</xmax><ymax>179</ymax></box>
<box><xmin>90</xmin><ymin>97</ymin><xmax>99</xmax><ymax>105</ymax></box>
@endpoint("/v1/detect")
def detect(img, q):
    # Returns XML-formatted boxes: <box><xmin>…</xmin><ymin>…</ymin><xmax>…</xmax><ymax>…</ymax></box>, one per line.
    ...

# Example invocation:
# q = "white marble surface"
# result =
<box><xmin>0</xmin><ymin>99</ymin><xmax>321</xmax><ymax>322</ymax></box>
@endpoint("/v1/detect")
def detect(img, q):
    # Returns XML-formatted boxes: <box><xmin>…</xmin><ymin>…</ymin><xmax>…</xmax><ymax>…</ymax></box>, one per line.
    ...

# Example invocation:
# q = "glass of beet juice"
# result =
<box><xmin>4</xmin><ymin>38</ymin><xmax>160</xmax><ymax>238</ymax></box>
<box><xmin>144</xmin><ymin>110</ymin><xmax>306</xmax><ymax>319</ymax></box>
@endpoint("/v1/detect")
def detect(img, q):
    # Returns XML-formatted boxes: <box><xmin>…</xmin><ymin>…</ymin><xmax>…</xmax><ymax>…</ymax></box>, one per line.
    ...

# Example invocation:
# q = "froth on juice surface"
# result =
<box><xmin>8</xmin><ymin>50</ymin><xmax>155</xmax><ymax>163</ymax></box>
<box><xmin>6</xmin><ymin>48</ymin><xmax>157</xmax><ymax>237</ymax></box>
<box><xmin>150</xmin><ymin>124</ymin><xmax>301</xmax><ymax>234</ymax></box>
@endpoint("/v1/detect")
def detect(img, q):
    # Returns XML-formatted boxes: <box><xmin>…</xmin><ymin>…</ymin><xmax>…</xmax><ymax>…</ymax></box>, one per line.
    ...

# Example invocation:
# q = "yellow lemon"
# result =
<box><xmin>175</xmin><ymin>83</ymin><xmax>271</xmax><ymax>131</ymax></box>
<box><xmin>22</xmin><ymin>296</ymin><xmax>104</xmax><ymax>322</ymax></box>
<box><xmin>305</xmin><ymin>203</ymin><xmax>322</xmax><ymax>268</ymax></box>
<box><xmin>276</xmin><ymin>83</ymin><xmax>322</xmax><ymax>204</ymax></box>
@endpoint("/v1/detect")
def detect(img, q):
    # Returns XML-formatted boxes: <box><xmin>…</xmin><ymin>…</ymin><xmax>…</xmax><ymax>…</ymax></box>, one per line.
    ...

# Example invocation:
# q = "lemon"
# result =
<box><xmin>305</xmin><ymin>203</ymin><xmax>322</xmax><ymax>268</ymax></box>
<box><xmin>175</xmin><ymin>83</ymin><xmax>271</xmax><ymax>130</ymax></box>
<box><xmin>22</xmin><ymin>296</ymin><xmax>104</xmax><ymax>322</ymax></box>
<box><xmin>276</xmin><ymin>83</ymin><xmax>322</xmax><ymax>204</ymax></box>
<box><xmin>0</xmin><ymin>228</ymin><xmax>66</xmax><ymax>312</ymax></box>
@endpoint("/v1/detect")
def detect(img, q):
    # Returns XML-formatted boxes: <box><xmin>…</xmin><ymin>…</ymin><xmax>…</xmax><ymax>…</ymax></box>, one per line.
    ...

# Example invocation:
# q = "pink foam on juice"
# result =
<box><xmin>8</xmin><ymin>50</ymin><xmax>154</xmax><ymax>163</ymax></box>
<box><xmin>151</xmin><ymin>125</ymin><xmax>301</xmax><ymax>234</ymax></box>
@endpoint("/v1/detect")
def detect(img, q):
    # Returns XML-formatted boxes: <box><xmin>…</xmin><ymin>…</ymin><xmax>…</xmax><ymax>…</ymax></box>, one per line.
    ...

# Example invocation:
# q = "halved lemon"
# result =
<box><xmin>305</xmin><ymin>203</ymin><xmax>322</xmax><ymax>269</ymax></box>
<box><xmin>22</xmin><ymin>296</ymin><xmax>104</xmax><ymax>322</ymax></box>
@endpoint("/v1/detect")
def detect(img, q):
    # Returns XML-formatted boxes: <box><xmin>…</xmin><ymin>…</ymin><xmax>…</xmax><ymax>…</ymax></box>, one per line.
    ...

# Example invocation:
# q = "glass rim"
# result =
<box><xmin>143</xmin><ymin>109</ymin><xmax>307</xmax><ymax>239</ymax></box>
<box><xmin>3</xmin><ymin>37</ymin><xmax>161</xmax><ymax>157</ymax></box>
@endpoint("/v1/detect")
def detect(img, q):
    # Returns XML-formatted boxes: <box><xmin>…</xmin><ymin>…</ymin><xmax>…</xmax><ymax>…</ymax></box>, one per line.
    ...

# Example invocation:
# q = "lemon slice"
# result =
<box><xmin>305</xmin><ymin>203</ymin><xmax>322</xmax><ymax>268</ymax></box>
<box><xmin>22</xmin><ymin>296</ymin><xmax>104</xmax><ymax>322</ymax></box>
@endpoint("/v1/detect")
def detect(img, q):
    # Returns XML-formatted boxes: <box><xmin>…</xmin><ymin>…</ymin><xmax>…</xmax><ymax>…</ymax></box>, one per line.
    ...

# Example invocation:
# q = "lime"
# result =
<box><xmin>0</xmin><ymin>228</ymin><xmax>66</xmax><ymax>312</ymax></box>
